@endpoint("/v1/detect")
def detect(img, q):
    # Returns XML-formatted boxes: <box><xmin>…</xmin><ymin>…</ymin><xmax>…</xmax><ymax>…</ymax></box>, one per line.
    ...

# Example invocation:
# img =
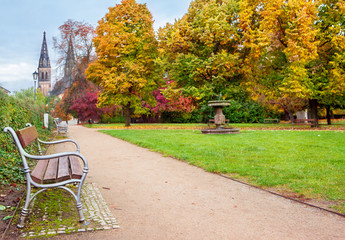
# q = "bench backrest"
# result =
<box><xmin>16</xmin><ymin>126</ymin><xmax>39</xmax><ymax>148</ymax></box>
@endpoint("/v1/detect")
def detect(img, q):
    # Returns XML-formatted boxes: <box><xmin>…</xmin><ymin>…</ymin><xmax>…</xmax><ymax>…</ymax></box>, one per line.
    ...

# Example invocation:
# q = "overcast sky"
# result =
<box><xmin>0</xmin><ymin>0</ymin><xmax>192</xmax><ymax>93</ymax></box>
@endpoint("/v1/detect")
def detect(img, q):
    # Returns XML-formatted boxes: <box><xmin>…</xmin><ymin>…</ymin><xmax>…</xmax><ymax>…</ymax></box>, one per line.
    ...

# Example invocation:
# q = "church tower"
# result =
<box><xmin>38</xmin><ymin>32</ymin><xmax>51</xmax><ymax>97</ymax></box>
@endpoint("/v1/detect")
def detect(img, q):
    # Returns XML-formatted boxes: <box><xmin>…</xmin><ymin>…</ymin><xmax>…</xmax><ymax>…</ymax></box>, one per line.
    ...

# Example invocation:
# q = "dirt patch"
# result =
<box><xmin>276</xmin><ymin>190</ymin><xmax>343</xmax><ymax>213</ymax></box>
<box><xmin>0</xmin><ymin>184</ymin><xmax>24</xmax><ymax>240</ymax></box>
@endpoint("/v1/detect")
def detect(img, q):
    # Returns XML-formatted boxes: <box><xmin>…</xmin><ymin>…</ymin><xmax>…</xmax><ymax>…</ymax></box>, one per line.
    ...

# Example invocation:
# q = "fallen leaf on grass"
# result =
<box><xmin>3</xmin><ymin>216</ymin><xmax>12</xmax><ymax>221</ymax></box>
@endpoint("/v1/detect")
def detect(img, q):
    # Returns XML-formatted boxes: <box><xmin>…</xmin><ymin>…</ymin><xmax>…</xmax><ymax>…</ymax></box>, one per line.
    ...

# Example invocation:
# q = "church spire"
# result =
<box><xmin>37</xmin><ymin>32</ymin><xmax>51</xmax><ymax>97</ymax></box>
<box><xmin>64</xmin><ymin>35</ymin><xmax>75</xmax><ymax>88</ymax></box>
<box><xmin>65</xmin><ymin>35</ymin><xmax>75</xmax><ymax>75</ymax></box>
<box><xmin>38</xmin><ymin>32</ymin><xmax>51</xmax><ymax>68</ymax></box>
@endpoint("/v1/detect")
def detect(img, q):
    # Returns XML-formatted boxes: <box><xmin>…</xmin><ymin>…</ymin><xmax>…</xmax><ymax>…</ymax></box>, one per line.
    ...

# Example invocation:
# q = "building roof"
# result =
<box><xmin>38</xmin><ymin>32</ymin><xmax>51</xmax><ymax>68</ymax></box>
<box><xmin>0</xmin><ymin>86</ymin><xmax>10</xmax><ymax>94</ymax></box>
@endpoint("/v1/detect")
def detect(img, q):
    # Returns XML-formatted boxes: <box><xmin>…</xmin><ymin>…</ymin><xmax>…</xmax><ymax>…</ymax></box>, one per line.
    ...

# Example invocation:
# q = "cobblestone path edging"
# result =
<box><xmin>22</xmin><ymin>182</ymin><xmax>119</xmax><ymax>237</ymax></box>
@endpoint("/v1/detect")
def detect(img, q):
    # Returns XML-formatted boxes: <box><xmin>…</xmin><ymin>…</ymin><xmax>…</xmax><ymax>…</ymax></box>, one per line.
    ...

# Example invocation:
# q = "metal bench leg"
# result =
<box><xmin>77</xmin><ymin>202</ymin><xmax>85</xmax><ymax>222</ymax></box>
<box><xmin>18</xmin><ymin>182</ymin><xmax>32</xmax><ymax>228</ymax></box>
<box><xmin>55</xmin><ymin>185</ymin><xmax>85</xmax><ymax>223</ymax></box>
<box><xmin>76</xmin><ymin>183</ymin><xmax>85</xmax><ymax>222</ymax></box>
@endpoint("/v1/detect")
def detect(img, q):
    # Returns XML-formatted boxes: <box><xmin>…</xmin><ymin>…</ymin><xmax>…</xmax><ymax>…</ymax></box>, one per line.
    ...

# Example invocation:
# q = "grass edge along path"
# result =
<box><xmin>85</xmin><ymin>121</ymin><xmax>345</xmax><ymax>131</ymax></box>
<box><xmin>100</xmin><ymin>129</ymin><xmax>345</xmax><ymax>214</ymax></box>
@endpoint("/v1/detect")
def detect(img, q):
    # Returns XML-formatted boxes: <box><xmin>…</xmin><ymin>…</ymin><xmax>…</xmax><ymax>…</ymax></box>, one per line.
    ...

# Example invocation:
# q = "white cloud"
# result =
<box><xmin>0</xmin><ymin>62</ymin><xmax>36</xmax><ymax>92</ymax></box>
<box><xmin>0</xmin><ymin>62</ymin><xmax>35</xmax><ymax>82</ymax></box>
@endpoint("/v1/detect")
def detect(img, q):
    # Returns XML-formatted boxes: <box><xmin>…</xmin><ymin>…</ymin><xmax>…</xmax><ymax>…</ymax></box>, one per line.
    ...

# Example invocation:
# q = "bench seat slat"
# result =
<box><xmin>43</xmin><ymin>158</ymin><xmax>59</xmax><ymax>183</ymax></box>
<box><xmin>70</xmin><ymin>156</ymin><xmax>83</xmax><ymax>179</ymax></box>
<box><xmin>31</xmin><ymin>160</ymin><xmax>49</xmax><ymax>184</ymax></box>
<box><xmin>30</xmin><ymin>156</ymin><xmax>83</xmax><ymax>184</ymax></box>
<box><xmin>57</xmin><ymin>157</ymin><xmax>71</xmax><ymax>182</ymax></box>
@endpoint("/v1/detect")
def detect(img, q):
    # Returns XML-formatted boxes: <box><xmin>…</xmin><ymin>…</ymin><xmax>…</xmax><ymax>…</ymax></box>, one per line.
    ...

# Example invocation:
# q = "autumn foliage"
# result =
<box><xmin>70</xmin><ymin>92</ymin><xmax>102</xmax><ymax>123</ymax></box>
<box><xmin>54</xmin><ymin>0</ymin><xmax>344</xmax><ymax>125</ymax></box>
<box><xmin>86</xmin><ymin>0</ymin><xmax>160</xmax><ymax>126</ymax></box>
<box><xmin>53</xmin><ymin>19</ymin><xmax>95</xmax><ymax>71</ymax></box>
<box><xmin>238</xmin><ymin>0</ymin><xmax>345</xmax><ymax>124</ymax></box>
<box><xmin>158</xmin><ymin>0</ymin><xmax>244</xmax><ymax>104</ymax></box>
<box><xmin>143</xmin><ymin>86</ymin><xmax>195</xmax><ymax>122</ymax></box>
<box><xmin>52</xmin><ymin>20</ymin><xmax>98</xmax><ymax>121</ymax></box>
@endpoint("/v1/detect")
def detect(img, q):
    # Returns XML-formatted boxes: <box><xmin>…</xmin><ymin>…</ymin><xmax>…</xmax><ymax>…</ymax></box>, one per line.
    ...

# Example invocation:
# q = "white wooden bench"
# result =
<box><xmin>3</xmin><ymin>124</ymin><xmax>88</xmax><ymax>228</ymax></box>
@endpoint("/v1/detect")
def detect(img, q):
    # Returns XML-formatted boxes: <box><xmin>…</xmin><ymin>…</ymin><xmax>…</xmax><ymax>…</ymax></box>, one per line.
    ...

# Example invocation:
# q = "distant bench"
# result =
<box><xmin>4</xmin><ymin>124</ymin><xmax>88</xmax><ymax>228</ymax></box>
<box><xmin>263</xmin><ymin>119</ymin><xmax>280</xmax><ymax>124</ymax></box>
<box><xmin>54</xmin><ymin>118</ymin><xmax>68</xmax><ymax>135</ymax></box>
<box><xmin>292</xmin><ymin>119</ymin><xmax>317</xmax><ymax>127</ymax></box>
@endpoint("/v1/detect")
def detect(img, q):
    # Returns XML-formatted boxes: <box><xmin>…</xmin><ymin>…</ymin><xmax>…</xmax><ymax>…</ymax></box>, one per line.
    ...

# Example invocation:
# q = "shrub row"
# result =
<box><xmin>160</xmin><ymin>99</ymin><xmax>279</xmax><ymax>123</ymax></box>
<box><xmin>0</xmin><ymin>89</ymin><xmax>52</xmax><ymax>185</ymax></box>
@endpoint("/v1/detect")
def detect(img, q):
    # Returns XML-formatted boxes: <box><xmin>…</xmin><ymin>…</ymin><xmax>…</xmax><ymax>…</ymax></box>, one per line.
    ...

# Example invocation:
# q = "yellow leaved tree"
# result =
<box><xmin>86</xmin><ymin>0</ymin><xmax>160</xmax><ymax>126</ymax></box>
<box><xmin>239</xmin><ymin>0</ymin><xmax>345</xmax><ymax>126</ymax></box>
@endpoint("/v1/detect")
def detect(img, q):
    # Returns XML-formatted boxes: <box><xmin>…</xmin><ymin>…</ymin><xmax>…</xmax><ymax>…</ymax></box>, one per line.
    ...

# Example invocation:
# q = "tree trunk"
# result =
<box><xmin>326</xmin><ymin>106</ymin><xmax>332</xmax><ymax>125</ymax></box>
<box><xmin>309</xmin><ymin>99</ymin><xmax>319</xmax><ymax>128</ymax></box>
<box><xmin>125</xmin><ymin>103</ymin><xmax>131</xmax><ymax>127</ymax></box>
<box><xmin>288</xmin><ymin>111</ymin><xmax>294</xmax><ymax>124</ymax></box>
<box><xmin>284</xmin><ymin>110</ymin><xmax>290</xmax><ymax>121</ymax></box>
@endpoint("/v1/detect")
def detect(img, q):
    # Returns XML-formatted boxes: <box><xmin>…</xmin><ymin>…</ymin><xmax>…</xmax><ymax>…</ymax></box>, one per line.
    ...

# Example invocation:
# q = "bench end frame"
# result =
<box><xmin>4</xmin><ymin>125</ymin><xmax>88</xmax><ymax>228</ymax></box>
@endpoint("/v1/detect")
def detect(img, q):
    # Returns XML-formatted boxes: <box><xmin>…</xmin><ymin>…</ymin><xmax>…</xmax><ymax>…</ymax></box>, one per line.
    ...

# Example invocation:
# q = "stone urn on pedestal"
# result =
<box><xmin>201</xmin><ymin>100</ymin><xmax>240</xmax><ymax>134</ymax></box>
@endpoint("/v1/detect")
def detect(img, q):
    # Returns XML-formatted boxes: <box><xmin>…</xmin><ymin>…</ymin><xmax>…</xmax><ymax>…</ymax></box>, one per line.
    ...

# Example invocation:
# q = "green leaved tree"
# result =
<box><xmin>86</xmin><ymin>0</ymin><xmax>160</xmax><ymax>126</ymax></box>
<box><xmin>158</xmin><ymin>0</ymin><xmax>244</xmax><ymax>104</ymax></box>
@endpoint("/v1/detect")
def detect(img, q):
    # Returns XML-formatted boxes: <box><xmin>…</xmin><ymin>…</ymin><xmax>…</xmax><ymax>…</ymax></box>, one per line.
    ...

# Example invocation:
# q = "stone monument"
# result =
<box><xmin>201</xmin><ymin>98</ymin><xmax>240</xmax><ymax>134</ymax></box>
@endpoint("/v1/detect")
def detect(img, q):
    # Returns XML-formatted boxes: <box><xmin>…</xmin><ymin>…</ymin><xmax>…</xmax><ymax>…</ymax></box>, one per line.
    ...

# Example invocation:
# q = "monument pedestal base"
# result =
<box><xmin>201</xmin><ymin>128</ymin><xmax>240</xmax><ymax>134</ymax></box>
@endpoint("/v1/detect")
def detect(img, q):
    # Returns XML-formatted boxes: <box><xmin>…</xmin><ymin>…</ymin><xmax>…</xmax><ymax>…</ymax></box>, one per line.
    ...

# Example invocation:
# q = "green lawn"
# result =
<box><xmin>100</xmin><ymin>129</ymin><xmax>345</xmax><ymax>211</ymax></box>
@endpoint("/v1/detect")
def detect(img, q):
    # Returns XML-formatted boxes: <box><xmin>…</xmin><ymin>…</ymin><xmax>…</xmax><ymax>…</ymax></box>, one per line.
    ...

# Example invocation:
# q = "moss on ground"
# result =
<box><xmin>12</xmin><ymin>185</ymin><xmax>102</xmax><ymax>238</ymax></box>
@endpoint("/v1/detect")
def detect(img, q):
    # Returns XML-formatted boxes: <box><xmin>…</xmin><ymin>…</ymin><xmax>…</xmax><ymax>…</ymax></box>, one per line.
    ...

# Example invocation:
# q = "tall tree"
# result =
<box><xmin>52</xmin><ymin>20</ymin><xmax>98</xmax><ymax>120</ymax></box>
<box><xmin>53</xmin><ymin>19</ymin><xmax>95</xmax><ymax>76</ymax></box>
<box><xmin>158</xmin><ymin>0</ymin><xmax>244</xmax><ymax>104</ymax></box>
<box><xmin>239</xmin><ymin>0</ymin><xmax>345</xmax><ymax>126</ymax></box>
<box><xmin>312</xmin><ymin>0</ymin><xmax>345</xmax><ymax>124</ymax></box>
<box><xmin>52</xmin><ymin>19</ymin><xmax>96</xmax><ymax>95</ymax></box>
<box><xmin>86</xmin><ymin>0</ymin><xmax>159</xmax><ymax>126</ymax></box>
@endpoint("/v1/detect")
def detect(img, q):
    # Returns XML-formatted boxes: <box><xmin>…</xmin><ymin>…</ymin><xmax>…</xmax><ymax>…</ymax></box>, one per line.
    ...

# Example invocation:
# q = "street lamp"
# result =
<box><xmin>32</xmin><ymin>70</ymin><xmax>38</xmax><ymax>101</ymax></box>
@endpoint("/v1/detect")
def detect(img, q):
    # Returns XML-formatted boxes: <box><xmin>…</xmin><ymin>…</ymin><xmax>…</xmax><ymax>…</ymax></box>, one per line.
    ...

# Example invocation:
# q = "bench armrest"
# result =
<box><xmin>37</xmin><ymin>138</ymin><xmax>80</xmax><ymax>152</ymax></box>
<box><xmin>23</xmin><ymin>151</ymin><xmax>88</xmax><ymax>169</ymax></box>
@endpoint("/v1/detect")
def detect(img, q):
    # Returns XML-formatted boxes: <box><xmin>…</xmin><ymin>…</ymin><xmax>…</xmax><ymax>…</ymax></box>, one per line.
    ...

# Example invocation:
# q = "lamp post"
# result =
<box><xmin>32</xmin><ymin>71</ymin><xmax>38</xmax><ymax>101</ymax></box>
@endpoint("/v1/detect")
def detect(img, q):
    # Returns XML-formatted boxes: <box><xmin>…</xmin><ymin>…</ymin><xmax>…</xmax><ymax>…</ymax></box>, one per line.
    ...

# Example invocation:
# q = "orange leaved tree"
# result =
<box><xmin>86</xmin><ymin>0</ymin><xmax>160</xmax><ymax>126</ymax></box>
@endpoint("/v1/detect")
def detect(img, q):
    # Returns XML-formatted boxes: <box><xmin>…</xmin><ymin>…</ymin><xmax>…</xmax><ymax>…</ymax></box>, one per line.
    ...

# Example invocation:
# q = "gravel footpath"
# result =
<box><xmin>52</xmin><ymin>125</ymin><xmax>345</xmax><ymax>240</ymax></box>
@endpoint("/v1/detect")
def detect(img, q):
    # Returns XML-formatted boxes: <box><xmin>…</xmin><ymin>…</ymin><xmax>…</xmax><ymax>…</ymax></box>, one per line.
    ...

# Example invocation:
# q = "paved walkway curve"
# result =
<box><xmin>53</xmin><ymin>125</ymin><xmax>345</xmax><ymax>240</ymax></box>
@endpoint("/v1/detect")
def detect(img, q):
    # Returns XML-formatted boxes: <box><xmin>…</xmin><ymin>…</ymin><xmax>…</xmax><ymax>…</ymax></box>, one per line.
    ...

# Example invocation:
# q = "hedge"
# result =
<box><xmin>0</xmin><ymin>89</ymin><xmax>52</xmax><ymax>185</ymax></box>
